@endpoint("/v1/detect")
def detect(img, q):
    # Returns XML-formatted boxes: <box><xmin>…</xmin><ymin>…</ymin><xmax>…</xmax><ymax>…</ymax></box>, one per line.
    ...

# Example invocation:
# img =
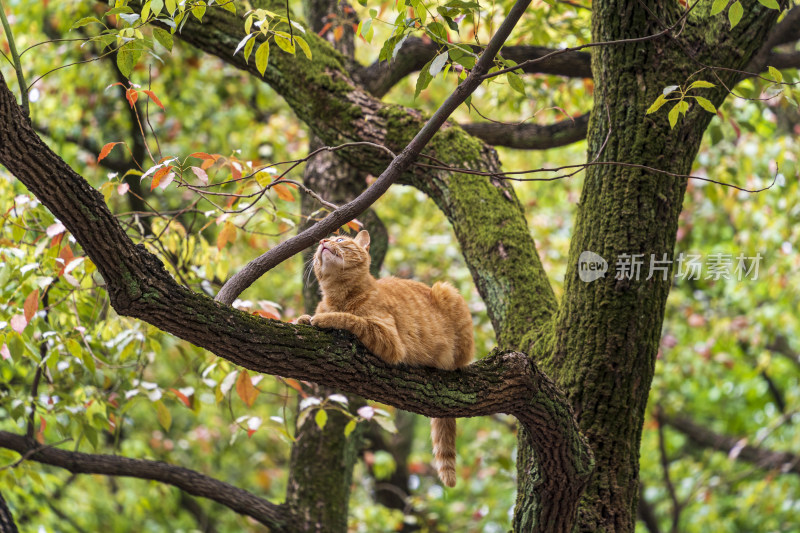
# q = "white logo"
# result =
<box><xmin>578</xmin><ymin>251</ymin><xmax>608</xmax><ymax>282</ymax></box>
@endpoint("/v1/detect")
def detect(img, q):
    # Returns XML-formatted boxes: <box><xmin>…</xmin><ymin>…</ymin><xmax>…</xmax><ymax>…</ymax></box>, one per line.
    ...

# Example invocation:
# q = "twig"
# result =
<box><xmin>0</xmin><ymin>0</ymin><xmax>29</xmax><ymax>116</ymax></box>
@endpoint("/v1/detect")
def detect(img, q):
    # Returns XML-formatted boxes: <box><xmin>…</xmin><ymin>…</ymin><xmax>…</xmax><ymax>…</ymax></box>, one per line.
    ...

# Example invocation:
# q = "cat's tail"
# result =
<box><xmin>431</xmin><ymin>417</ymin><xmax>457</xmax><ymax>487</ymax></box>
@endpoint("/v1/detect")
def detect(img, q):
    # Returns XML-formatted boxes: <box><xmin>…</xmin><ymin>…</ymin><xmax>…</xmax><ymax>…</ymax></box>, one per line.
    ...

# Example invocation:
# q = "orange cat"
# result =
<box><xmin>297</xmin><ymin>230</ymin><xmax>474</xmax><ymax>487</ymax></box>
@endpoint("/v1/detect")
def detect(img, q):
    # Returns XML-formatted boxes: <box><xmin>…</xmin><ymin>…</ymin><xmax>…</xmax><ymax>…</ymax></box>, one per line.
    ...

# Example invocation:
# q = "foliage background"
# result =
<box><xmin>0</xmin><ymin>0</ymin><xmax>798</xmax><ymax>531</ymax></box>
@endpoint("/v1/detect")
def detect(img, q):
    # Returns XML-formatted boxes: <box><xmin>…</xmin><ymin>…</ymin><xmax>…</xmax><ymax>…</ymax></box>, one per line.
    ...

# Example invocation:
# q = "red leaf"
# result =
<box><xmin>230</xmin><ymin>161</ymin><xmax>242</xmax><ymax>181</ymax></box>
<box><xmin>143</xmin><ymin>89</ymin><xmax>165</xmax><ymax>110</ymax></box>
<box><xmin>253</xmin><ymin>310</ymin><xmax>280</xmax><ymax>320</ymax></box>
<box><xmin>247</xmin><ymin>429</ymin><xmax>257</xmax><ymax>438</ymax></box>
<box><xmin>37</xmin><ymin>417</ymin><xmax>46</xmax><ymax>444</ymax></box>
<box><xmin>57</xmin><ymin>245</ymin><xmax>75</xmax><ymax>275</ymax></box>
<box><xmin>97</xmin><ymin>142</ymin><xmax>122</xmax><ymax>163</ymax></box>
<box><xmin>151</xmin><ymin>165</ymin><xmax>173</xmax><ymax>191</ymax></box>
<box><xmin>24</xmin><ymin>289</ymin><xmax>39</xmax><ymax>322</ymax></box>
<box><xmin>125</xmin><ymin>88</ymin><xmax>138</xmax><ymax>108</ymax></box>
<box><xmin>317</xmin><ymin>22</ymin><xmax>332</xmax><ymax>36</ymax></box>
<box><xmin>346</xmin><ymin>220</ymin><xmax>362</xmax><ymax>232</ymax></box>
<box><xmin>282</xmin><ymin>378</ymin><xmax>307</xmax><ymax>398</ymax></box>
<box><xmin>236</xmin><ymin>370</ymin><xmax>259</xmax><ymax>407</ymax></box>
<box><xmin>169</xmin><ymin>388</ymin><xmax>192</xmax><ymax>408</ymax></box>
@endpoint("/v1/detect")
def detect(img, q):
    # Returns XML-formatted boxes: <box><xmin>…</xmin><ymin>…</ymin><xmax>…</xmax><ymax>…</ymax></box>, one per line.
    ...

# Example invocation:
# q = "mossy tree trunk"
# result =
<box><xmin>512</xmin><ymin>3</ymin><xmax>783</xmax><ymax>531</ymax></box>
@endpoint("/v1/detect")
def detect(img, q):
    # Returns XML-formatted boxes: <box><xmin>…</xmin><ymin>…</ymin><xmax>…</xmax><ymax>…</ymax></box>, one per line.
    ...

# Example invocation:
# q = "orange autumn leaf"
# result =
<box><xmin>253</xmin><ymin>309</ymin><xmax>280</xmax><ymax>320</ymax></box>
<box><xmin>190</xmin><ymin>152</ymin><xmax>214</xmax><ymax>160</ymax></box>
<box><xmin>125</xmin><ymin>88</ymin><xmax>138</xmax><ymax>107</ymax></box>
<box><xmin>346</xmin><ymin>219</ymin><xmax>362</xmax><ymax>232</ymax></box>
<box><xmin>282</xmin><ymin>378</ymin><xmax>307</xmax><ymax>398</ymax></box>
<box><xmin>273</xmin><ymin>183</ymin><xmax>294</xmax><ymax>202</ymax></box>
<box><xmin>143</xmin><ymin>89</ymin><xmax>165</xmax><ymax>110</ymax></box>
<box><xmin>151</xmin><ymin>165</ymin><xmax>173</xmax><ymax>191</ymax></box>
<box><xmin>216</xmin><ymin>221</ymin><xmax>237</xmax><ymax>250</ymax></box>
<box><xmin>57</xmin><ymin>245</ymin><xmax>75</xmax><ymax>275</ymax></box>
<box><xmin>169</xmin><ymin>388</ymin><xmax>192</xmax><ymax>408</ymax></box>
<box><xmin>97</xmin><ymin>142</ymin><xmax>123</xmax><ymax>163</ymax></box>
<box><xmin>24</xmin><ymin>289</ymin><xmax>39</xmax><ymax>322</ymax></box>
<box><xmin>236</xmin><ymin>370</ymin><xmax>259</xmax><ymax>407</ymax></box>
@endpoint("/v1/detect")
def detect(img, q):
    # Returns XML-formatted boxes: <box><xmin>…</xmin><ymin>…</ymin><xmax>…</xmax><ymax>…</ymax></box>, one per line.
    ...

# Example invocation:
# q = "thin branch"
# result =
<box><xmin>656</xmin><ymin>408</ymin><xmax>684</xmax><ymax>533</ymax></box>
<box><xmin>214</xmin><ymin>0</ymin><xmax>535</xmax><ymax>306</ymax></box>
<box><xmin>461</xmin><ymin>113</ymin><xmax>590</xmax><ymax>150</ymax></box>
<box><xmin>0</xmin><ymin>0</ymin><xmax>29</xmax><ymax>116</ymax></box>
<box><xmin>0</xmin><ymin>431</ymin><xmax>288</xmax><ymax>530</ymax></box>
<box><xmin>658</xmin><ymin>413</ymin><xmax>800</xmax><ymax>477</ymax></box>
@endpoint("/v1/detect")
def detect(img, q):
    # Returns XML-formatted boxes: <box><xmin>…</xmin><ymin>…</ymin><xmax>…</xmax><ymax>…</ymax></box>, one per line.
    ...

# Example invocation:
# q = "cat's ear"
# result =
<box><xmin>354</xmin><ymin>230</ymin><xmax>370</xmax><ymax>251</ymax></box>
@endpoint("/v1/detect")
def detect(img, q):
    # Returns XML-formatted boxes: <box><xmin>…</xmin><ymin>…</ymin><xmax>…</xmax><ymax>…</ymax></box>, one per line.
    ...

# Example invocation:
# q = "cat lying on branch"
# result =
<box><xmin>297</xmin><ymin>230</ymin><xmax>474</xmax><ymax>487</ymax></box>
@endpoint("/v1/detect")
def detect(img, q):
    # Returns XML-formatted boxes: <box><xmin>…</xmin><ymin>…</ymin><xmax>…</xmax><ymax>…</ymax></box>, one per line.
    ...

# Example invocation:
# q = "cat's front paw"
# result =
<box><xmin>309</xmin><ymin>312</ymin><xmax>345</xmax><ymax>330</ymax></box>
<box><xmin>295</xmin><ymin>314</ymin><xmax>312</xmax><ymax>325</ymax></box>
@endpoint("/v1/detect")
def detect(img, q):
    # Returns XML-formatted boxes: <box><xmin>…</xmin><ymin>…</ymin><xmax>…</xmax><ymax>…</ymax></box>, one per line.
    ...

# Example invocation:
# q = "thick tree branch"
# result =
<box><xmin>747</xmin><ymin>6</ymin><xmax>800</xmax><ymax>73</ymax></box>
<box><xmin>658</xmin><ymin>414</ymin><xmax>800</xmax><ymax>477</ymax></box>
<box><xmin>461</xmin><ymin>113</ymin><xmax>590</xmax><ymax>150</ymax></box>
<box><xmin>0</xmin><ymin>431</ymin><xmax>288</xmax><ymax>530</ymax></box>
<box><xmin>353</xmin><ymin>38</ymin><xmax>592</xmax><ymax>98</ymax></box>
<box><xmin>0</xmin><ymin>70</ymin><xmax>591</xmax><ymax>532</ymax></box>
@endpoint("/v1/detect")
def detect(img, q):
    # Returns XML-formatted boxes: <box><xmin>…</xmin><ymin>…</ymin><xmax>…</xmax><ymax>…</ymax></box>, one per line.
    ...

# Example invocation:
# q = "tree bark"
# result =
<box><xmin>530</xmin><ymin>3</ymin><xmax>783</xmax><ymax>532</ymax></box>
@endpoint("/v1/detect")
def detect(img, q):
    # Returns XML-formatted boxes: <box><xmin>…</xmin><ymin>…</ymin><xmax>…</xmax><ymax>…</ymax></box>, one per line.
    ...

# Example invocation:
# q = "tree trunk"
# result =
<box><xmin>513</xmin><ymin>3</ymin><xmax>782</xmax><ymax>531</ymax></box>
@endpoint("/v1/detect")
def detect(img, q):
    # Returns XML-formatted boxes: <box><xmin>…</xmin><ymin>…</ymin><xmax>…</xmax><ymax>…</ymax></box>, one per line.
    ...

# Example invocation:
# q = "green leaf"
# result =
<box><xmin>294</xmin><ymin>35</ymin><xmax>312</xmax><ymax>60</ymax></box>
<box><xmin>344</xmin><ymin>419</ymin><xmax>357</xmax><ymax>437</ymax></box>
<box><xmin>415</xmin><ymin>58</ymin><xmax>434</xmax><ymax>99</ymax></box>
<box><xmin>141</xmin><ymin>1</ymin><xmax>152</xmax><ymax>21</ymax></box>
<box><xmin>315</xmin><ymin>408</ymin><xmax>328</xmax><ymax>430</ymax></box>
<box><xmin>374</xmin><ymin>416</ymin><xmax>397</xmax><ymax>434</ymax></box>
<box><xmin>116</xmin><ymin>43</ymin><xmax>142</xmax><ymax>79</ymax></box>
<box><xmin>166</xmin><ymin>0</ymin><xmax>176</xmax><ymax>14</ymax></box>
<box><xmin>155</xmin><ymin>400</ymin><xmax>172</xmax><ymax>431</ymax></box>
<box><xmin>646</xmin><ymin>94</ymin><xmax>667</xmax><ymax>114</ymax></box>
<box><xmin>507</xmin><ymin>71</ymin><xmax>526</xmax><ymax>95</ymax></box>
<box><xmin>676</xmin><ymin>100</ymin><xmax>689</xmax><ymax>115</ymax></box>
<box><xmin>243</xmin><ymin>36</ymin><xmax>256</xmax><ymax>63</ymax></box>
<box><xmin>153</xmin><ymin>28</ymin><xmax>173</xmax><ymax>51</ymax></box>
<box><xmin>221</xmin><ymin>0</ymin><xmax>237</xmax><ymax>13</ymax></box>
<box><xmin>668</xmin><ymin>103</ymin><xmax>680</xmax><ymax>129</ymax></box>
<box><xmin>728</xmin><ymin>1</ymin><xmax>743</xmax><ymax>28</ymax></box>
<box><xmin>255</xmin><ymin>41</ymin><xmax>270</xmax><ymax>75</ymax></box>
<box><xmin>687</xmin><ymin>80</ymin><xmax>716</xmax><ymax>90</ymax></box>
<box><xmin>192</xmin><ymin>4</ymin><xmax>206</xmax><ymax>20</ymax></box>
<box><xmin>768</xmin><ymin>66</ymin><xmax>783</xmax><ymax>83</ymax></box>
<box><xmin>273</xmin><ymin>33</ymin><xmax>295</xmax><ymax>54</ymax></box>
<box><xmin>711</xmin><ymin>0</ymin><xmax>728</xmax><ymax>15</ymax></box>
<box><xmin>106</xmin><ymin>6</ymin><xmax>135</xmax><ymax>16</ymax></box>
<box><xmin>694</xmin><ymin>96</ymin><xmax>717</xmax><ymax>113</ymax></box>
<box><xmin>151</xmin><ymin>0</ymin><xmax>164</xmax><ymax>15</ymax></box>
<box><xmin>758</xmin><ymin>0</ymin><xmax>780</xmax><ymax>9</ymax></box>
<box><xmin>70</xmin><ymin>17</ymin><xmax>102</xmax><ymax>30</ymax></box>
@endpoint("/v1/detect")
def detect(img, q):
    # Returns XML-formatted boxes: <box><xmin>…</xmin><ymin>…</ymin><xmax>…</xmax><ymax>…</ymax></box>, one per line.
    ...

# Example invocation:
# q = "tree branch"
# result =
<box><xmin>0</xmin><ymin>431</ymin><xmax>288</xmax><ymax>530</ymax></box>
<box><xmin>353</xmin><ymin>38</ymin><xmax>592</xmax><ymax>98</ymax></box>
<box><xmin>658</xmin><ymin>413</ymin><xmax>800</xmax><ymax>477</ymax></box>
<box><xmin>0</xmin><ymin>69</ymin><xmax>591</xmax><ymax>532</ymax></box>
<box><xmin>461</xmin><ymin>113</ymin><xmax>590</xmax><ymax>150</ymax></box>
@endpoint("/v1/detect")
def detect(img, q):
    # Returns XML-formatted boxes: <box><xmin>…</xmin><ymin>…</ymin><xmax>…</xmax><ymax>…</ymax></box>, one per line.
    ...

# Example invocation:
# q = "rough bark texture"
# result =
<box><xmin>528</xmin><ymin>3</ymin><xmax>784</xmax><ymax>532</ymax></box>
<box><xmin>0</xmin><ymin>491</ymin><xmax>18</xmax><ymax>533</ymax></box>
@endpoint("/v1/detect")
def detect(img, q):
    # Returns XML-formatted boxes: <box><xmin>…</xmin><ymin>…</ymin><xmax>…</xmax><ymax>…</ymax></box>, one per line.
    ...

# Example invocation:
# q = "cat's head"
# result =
<box><xmin>313</xmin><ymin>230</ymin><xmax>371</xmax><ymax>280</ymax></box>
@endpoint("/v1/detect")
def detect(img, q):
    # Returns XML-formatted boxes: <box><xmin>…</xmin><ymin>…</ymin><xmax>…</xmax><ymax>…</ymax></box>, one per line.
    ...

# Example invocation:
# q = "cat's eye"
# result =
<box><xmin>336</xmin><ymin>238</ymin><xmax>344</xmax><ymax>242</ymax></box>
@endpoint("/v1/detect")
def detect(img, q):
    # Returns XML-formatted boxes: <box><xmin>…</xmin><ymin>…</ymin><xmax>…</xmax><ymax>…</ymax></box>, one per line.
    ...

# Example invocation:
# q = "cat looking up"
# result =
<box><xmin>296</xmin><ymin>230</ymin><xmax>474</xmax><ymax>487</ymax></box>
